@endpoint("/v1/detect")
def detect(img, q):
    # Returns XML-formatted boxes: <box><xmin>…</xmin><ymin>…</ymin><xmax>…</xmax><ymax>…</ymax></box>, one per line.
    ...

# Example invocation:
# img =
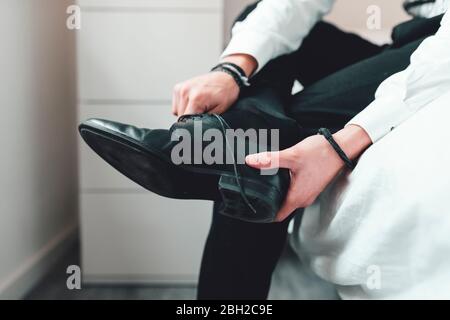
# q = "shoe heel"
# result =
<box><xmin>218</xmin><ymin>175</ymin><xmax>281</xmax><ymax>223</ymax></box>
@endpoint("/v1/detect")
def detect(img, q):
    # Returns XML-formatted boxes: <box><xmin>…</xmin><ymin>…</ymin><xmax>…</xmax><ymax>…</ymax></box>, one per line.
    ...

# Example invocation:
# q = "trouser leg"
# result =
<box><xmin>287</xmin><ymin>14</ymin><xmax>444</xmax><ymax>132</ymax></box>
<box><xmin>197</xmin><ymin>204</ymin><xmax>293</xmax><ymax>300</ymax></box>
<box><xmin>288</xmin><ymin>38</ymin><xmax>427</xmax><ymax>132</ymax></box>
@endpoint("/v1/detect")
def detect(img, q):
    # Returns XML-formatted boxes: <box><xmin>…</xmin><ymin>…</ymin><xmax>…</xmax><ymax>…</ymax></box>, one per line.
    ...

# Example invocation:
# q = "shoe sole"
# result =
<box><xmin>79</xmin><ymin>123</ymin><xmax>283</xmax><ymax>223</ymax></box>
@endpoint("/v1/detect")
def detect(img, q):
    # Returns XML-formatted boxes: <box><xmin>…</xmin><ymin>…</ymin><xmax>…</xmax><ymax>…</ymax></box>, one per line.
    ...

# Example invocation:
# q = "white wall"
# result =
<box><xmin>0</xmin><ymin>0</ymin><xmax>78</xmax><ymax>299</ymax></box>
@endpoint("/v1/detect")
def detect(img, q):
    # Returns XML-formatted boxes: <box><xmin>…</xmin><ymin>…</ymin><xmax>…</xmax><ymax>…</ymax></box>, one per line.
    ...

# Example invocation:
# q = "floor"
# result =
<box><xmin>25</xmin><ymin>242</ymin><xmax>338</xmax><ymax>300</ymax></box>
<box><xmin>25</xmin><ymin>243</ymin><xmax>196</xmax><ymax>300</ymax></box>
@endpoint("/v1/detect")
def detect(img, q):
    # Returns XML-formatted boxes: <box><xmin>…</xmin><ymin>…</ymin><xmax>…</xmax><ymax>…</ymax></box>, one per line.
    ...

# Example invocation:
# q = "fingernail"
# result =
<box><xmin>245</xmin><ymin>154</ymin><xmax>257</xmax><ymax>164</ymax></box>
<box><xmin>259</xmin><ymin>153</ymin><xmax>271</xmax><ymax>166</ymax></box>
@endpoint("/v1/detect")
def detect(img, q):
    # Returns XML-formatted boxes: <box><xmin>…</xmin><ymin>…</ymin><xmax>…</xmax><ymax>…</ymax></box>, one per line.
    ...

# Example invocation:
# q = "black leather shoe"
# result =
<box><xmin>79</xmin><ymin>113</ymin><xmax>299</xmax><ymax>223</ymax></box>
<box><xmin>79</xmin><ymin>118</ymin><xmax>221</xmax><ymax>201</ymax></box>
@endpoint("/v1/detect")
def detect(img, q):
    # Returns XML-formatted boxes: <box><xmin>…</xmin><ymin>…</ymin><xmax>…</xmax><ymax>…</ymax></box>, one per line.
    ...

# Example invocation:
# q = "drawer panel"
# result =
<box><xmin>80</xmin><ymin>193</ymin><xmax>212</xmax><ymax>282</ymax></box>
<box><xmin>77</xmin><ymin>9</ymin><xmax>223</xmax><ymax>101</ymax></box>
<box><xmin>78</xmin><ymin>104</ymin><xmax>177</xmax><ymax>190</ymax></box>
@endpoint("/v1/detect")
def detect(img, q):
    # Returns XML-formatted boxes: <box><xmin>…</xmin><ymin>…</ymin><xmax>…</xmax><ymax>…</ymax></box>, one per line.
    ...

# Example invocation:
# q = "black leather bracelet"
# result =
<box><xmin>211</xmin><ymin>66</ymin><xmax>246</xmax><ymax>90</ymax></box>
<box><xmin>211</xmin><ymin>63</ymin><xmax>250</xmax><ymax>89</ymax></box>
<box><xmin>318</xmin><ymin>128</ymin><xmax>356</xmax><ymax>170</ymax></box>
<box><xmin>213</xmin><ymin>62</ymin><xmax>247</xmax><ymax>78</ymax></box>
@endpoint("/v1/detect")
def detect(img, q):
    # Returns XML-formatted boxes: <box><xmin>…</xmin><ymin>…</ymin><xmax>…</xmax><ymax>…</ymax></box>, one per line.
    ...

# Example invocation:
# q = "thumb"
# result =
<box><xmin>245</xmin><ymin>150</ymin><xmax>293</xmax><ymax>170</ymax></box>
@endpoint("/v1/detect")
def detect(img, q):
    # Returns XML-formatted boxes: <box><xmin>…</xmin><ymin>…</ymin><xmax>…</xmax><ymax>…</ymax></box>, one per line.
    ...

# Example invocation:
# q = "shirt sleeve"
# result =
<box><xmin>221</xmin><ymin>0</ymin><xmax>335</xmax><ymax>73</ymax></box>
<box><xmin>348</xmin><ymin>11</ymin><xmax>450</xmax><ymax>143</ymax></box>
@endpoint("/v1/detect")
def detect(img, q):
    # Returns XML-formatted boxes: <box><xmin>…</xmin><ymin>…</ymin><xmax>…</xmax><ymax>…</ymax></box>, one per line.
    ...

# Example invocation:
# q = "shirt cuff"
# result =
<box><xmin>346</xmin><ymin>96</ymin><xmax>414</xmax><ymax>143</ymax></box>
<box><xmin>221</xmin><ymin>30</ymin><xmax>276</xmax><ymax>75</ymax></box>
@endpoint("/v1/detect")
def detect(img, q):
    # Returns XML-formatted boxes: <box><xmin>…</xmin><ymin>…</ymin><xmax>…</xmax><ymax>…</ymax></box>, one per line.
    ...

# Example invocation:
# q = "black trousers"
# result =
<box><xmin>197</xmin><ymin>3</ymin><xmax>444</xmax><ymax>300</ymax></box>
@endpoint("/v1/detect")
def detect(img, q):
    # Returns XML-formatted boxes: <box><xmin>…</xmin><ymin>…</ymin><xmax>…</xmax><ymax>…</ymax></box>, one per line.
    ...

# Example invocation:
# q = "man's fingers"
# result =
<box><xmin>183</xmin><ymin>91</ymin><xmax>204</xmax><ymax>114</ymax></box>
<box><xmin>184</xmin><ymin>99</ymin><xmax>203</xmax><ymax>115</ymax></box>
<box><xmin>245</xmin><ymin>149</ymin><xmax>294</xmax><ymax>170</ymax></box>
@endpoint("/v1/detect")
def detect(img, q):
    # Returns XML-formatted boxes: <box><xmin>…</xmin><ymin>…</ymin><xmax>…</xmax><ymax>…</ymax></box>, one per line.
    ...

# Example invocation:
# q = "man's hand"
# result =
<box><xmin>172</xmin><ymin>72</ymin><xmax>240</xmax><ymax>116</ymax></box>
<box><xmin>172</xmin><ymin>54</ymin><xmax>257</xmax><ymax>116</ymax></box>
<box><xmin>246</xmin><ymin>125</ymin><xmax>372</xmax><ymax>222</ymax></box>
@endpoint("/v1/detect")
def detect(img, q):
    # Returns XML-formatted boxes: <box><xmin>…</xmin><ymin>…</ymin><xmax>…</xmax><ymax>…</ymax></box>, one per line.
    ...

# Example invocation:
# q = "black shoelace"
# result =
<box><xmin>211</xmin><ymin>114</ymin><xmax>257</xmax><ymax>214</ymax></box>
<box><xmin>179</xmin><ymin>114</ymin><xmax>257</xmax><ymax>214</ymax></box>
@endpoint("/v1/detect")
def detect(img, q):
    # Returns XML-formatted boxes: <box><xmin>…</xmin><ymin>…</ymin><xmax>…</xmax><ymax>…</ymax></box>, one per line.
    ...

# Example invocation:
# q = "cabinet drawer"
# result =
<box><xmin>78</xmin><ymin>103</ymin><xmax>176</xmax><ymax>191</ymax></box>
<box><xmin>77</xmin><ymin>6</ymin><xmax>223</xmax><ymax>101</ymax></box>
<box><xmin>80</xmin><ymin>193</ymin><xmax>212</xmax><ymax>283</ymax></box>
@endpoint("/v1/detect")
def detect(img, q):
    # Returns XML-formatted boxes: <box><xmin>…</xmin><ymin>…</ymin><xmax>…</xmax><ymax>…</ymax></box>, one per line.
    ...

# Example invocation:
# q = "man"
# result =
<box><xmin>79</xmin><ymin>0</ymin><xmax>450</xmax><ymax>299</ymax></box>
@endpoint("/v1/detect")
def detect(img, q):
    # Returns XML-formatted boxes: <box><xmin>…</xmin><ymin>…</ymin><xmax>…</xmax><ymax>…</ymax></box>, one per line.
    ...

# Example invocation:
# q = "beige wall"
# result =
<box><xmin>326</xmin><ymin>0</ymin><xmax>410</xmax><ymax>43</ymax></box>
<box><xmin>224</xmin><ymin>0</ymin><xmax>411</xmax><ymax>44</ymax></box>
<box><xmin>224</xmin><ymin>0</ymin><xmax>255</xmax><ymax>43</ymax></box>
<box><xmin>0</xmin><ymin>0</ymin><xmax>78</xmax><ymax>299</ymax></box>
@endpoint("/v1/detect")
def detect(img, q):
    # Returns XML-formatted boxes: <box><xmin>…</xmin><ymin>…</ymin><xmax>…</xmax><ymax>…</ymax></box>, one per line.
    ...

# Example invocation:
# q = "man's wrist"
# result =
<box><xmin>333</xmin><ymin>125</ymin><xmax>373</xmax><ymax>161</ymax></box>
<box><xmin>211</xmin><ymin>64</ymin><xmax>249</xmax><ymax>90</ymax></box>
<box><xmin>221</xmin><ymin>54</ymin><xmax>258</xmax><ymax>78</ymax></box>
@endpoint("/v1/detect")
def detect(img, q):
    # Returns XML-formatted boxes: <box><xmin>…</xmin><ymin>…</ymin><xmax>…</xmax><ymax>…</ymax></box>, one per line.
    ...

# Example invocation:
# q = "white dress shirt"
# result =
<box><xmin>291</xmin><ymin>88</ymin><xmax>450</xmax><ymax>299</ymax></box>
<box><xmin>222</xmin><ymin>0</ymin><xmax>449</xmax><ymax>142</ymax></box>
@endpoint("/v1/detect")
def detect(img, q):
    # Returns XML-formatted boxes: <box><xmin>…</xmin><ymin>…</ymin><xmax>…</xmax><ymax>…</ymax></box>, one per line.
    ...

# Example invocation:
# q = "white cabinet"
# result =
<box><xmin>77</xmin><ymin>0</ymin><xmax>223</xmax><ymax>283</ymax></box>
<box><xmin>80</xmin><ymin>194</ymin><xmax>212</xmax><ymax>283</ymax></box>
<box><xmin>78</xmin><ymin>6</ymin><xmax>223</xmax><ymax>101</ymax></box>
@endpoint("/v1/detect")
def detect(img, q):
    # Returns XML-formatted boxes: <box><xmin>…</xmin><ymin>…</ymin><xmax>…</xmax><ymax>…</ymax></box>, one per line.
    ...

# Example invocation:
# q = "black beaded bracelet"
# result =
<box><xmin>318</xmin><ymin>128</ymin><xmax>356</xmax><ymax>170</ymax></box>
